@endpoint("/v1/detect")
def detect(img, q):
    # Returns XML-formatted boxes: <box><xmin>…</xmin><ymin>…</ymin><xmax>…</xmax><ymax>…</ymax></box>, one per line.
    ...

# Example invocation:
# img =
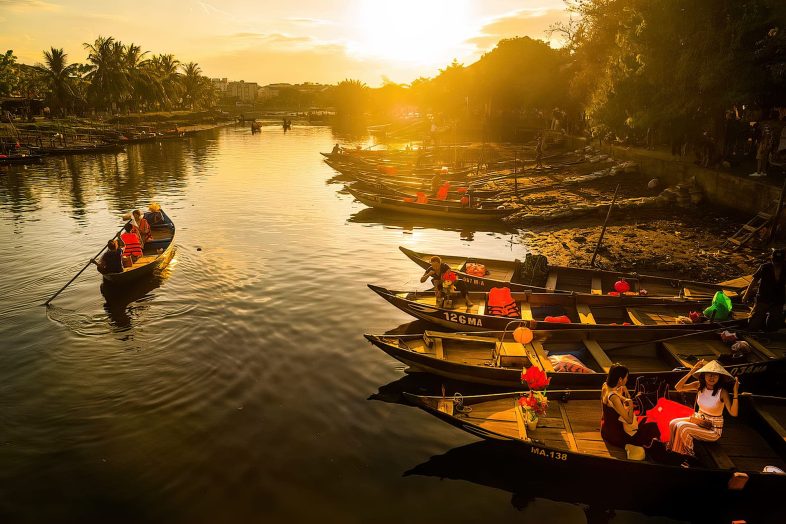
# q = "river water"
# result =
<box><xmin>1</xmin><ymin>125</ymin><xmax>693</xmax><ymax>523</ymax></box>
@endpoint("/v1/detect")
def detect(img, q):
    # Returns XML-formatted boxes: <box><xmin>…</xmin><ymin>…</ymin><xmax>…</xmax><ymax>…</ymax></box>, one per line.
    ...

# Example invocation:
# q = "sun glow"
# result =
<box><xmin>349</xmin><ymin>0</ymin><xmax>474</xmax><ymax>67</ymax></box>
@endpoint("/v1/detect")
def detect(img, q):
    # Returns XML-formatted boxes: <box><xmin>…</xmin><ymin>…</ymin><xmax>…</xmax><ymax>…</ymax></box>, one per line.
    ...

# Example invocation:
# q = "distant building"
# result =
<box><xmin>211</xmin><ymin>78</ymin><xmax>228</xmax><ymax>93</ymax></box>
<box><xmin>227</xmin><ymin>80</ymin><xmax>259</xmax><ymax>103</ymax></box>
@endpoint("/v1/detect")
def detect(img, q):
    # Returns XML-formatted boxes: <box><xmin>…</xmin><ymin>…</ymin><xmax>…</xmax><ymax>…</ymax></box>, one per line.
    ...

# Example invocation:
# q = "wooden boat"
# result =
<box><xmin>351</xmin><ymin>180</ymin><xmax>503</xmax><ymax>207</ymax></box>
<box><xmin>365</xmin><ymin>328</ymin><xmax>786</xmax><ymax>390</ymax></box>
<box><xmin>41</xmin><ymin>143</ymin><xmax>126</xmax><ymax>156</ymax></box>
<box><xmin>347</xmin><ymin>186</ymin><xmax>511</xmax><ymax>221</ymax></box>
<box><xmin>103</xmin><ymin>210</ymin><xmax>176</xmax><ymax>284</ymax></box>
<box><xmin>399</xmin><ymin>246</ymin><xmax>751</xmax><ymax>300</ymax></box>
<box><xmin>0</xmin><ymin>153</ymin><xmax>45</xmax><ymax>165</ymax></box>
<box><xmin>367</xmin><ymin>284</ymin><xmax>750</xmax><ymax>332</ymax></box>
<box><xmin>404</xmin><ymin>389</ymin><xmax>786</xmax><ymax>501</ymax></box>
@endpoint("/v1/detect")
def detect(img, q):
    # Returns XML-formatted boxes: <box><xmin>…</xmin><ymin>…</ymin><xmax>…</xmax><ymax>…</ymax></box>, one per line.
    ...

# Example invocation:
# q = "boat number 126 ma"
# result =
<box><xmin>442</xmin><ymin>312</ymin><xmax>483</xmax><ymax>327</ymax></box>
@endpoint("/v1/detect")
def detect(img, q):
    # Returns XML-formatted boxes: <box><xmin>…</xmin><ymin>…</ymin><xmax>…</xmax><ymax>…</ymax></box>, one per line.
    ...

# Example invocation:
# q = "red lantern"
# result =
<box><xmin>614</xmin><ymin>279</ymin><xmax>630</xmax><ymax>293</ymax></box>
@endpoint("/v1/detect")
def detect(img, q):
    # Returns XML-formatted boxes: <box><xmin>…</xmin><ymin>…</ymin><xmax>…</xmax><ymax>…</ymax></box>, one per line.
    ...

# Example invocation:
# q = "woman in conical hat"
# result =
<box><xmin>667</xmin><ymin>359</ymin><xmax>740</xmax><ymax>459</ymax></box>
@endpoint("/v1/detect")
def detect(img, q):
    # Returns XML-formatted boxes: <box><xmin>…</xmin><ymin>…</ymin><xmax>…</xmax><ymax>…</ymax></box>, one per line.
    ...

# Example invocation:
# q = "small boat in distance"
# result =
<box><xmin>103</xmin><ymin>209</ymin><xmax>176</xmax><ymax>284</ymax></box>
<box><xmin>399</xmin><ymin>246</ymin><xmax>751</xmax><ymax>300</ymax></box>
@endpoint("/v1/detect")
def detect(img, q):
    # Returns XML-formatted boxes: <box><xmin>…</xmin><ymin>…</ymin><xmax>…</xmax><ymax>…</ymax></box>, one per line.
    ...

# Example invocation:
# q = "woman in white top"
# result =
<box><xmin>668</xmin><ymin>360</ymin><xmax>740</xmax><ymax>457</ymax></box>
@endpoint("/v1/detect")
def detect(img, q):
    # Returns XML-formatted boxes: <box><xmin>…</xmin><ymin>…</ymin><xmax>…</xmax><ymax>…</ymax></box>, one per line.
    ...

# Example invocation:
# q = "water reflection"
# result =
<box><xmin>404</xmin><ymin>441</ymin><xmax>767</xmax><ymax>523</ymax></box>
<box><xmin>347</xmin><ymin>207</ymin><xmax>516</xmax><ymax>242</ymax></box>
<box><xmin>100</xmin><ymin>263</ymin><xmax>172</xmax><ymax>330</ymax></box>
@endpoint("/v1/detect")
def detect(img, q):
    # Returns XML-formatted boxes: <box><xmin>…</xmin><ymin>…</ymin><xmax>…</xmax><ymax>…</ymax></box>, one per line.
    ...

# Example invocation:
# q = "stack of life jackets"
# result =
<box><xmin>487</xmin><ymin>287</ymin><xmax>520</xmax><ymax>318</ymax></box>
<box><xmin>120</xmin><ymin>232</ymin><xmax>143</xmax><ymax>258</ymax></box>
<box><xmin>465</xmin><ymin>263</ymin><xmax>486</xmax><ymax>277</ymax></box>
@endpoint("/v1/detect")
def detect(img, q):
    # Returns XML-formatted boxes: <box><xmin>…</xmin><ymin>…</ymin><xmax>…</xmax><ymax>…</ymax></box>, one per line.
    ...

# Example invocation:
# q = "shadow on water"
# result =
<box><xmin>46</xmin><ymin>261</ymin><xmax>175</xmax><ymax>335</ymax></box>
<box><xmin>404</xmin><ymin>440</ymin><xmax>777</xmax><ymax>524</ymax></box>
<box><xmin>100</xmin><ymin>269</ymin><xmax>169</xmax><ymax>330</ymax></box>
<box><xmin>347</xmin><ymin>207</ymin><xmax>517</xmax><ymax>242</ymax></box>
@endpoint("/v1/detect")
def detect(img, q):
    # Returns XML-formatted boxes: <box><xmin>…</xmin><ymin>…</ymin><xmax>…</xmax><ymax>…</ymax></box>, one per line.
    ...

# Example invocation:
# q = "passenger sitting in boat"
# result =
<box><xmin>420</xmin><ymin>256</ymin><xmax>473</xmax><ymax>308</ymax></box>
<box><xmin>601</xmin><ymin>364</ymin><xmax>661</xmax><ymax>452</ymax></box>
<box><xmin>743</xmin><ymin>248</ymin><xmax>786</xmax><ymax>331</ymax></box>
<box><xmin>119</xmin><ymin>223</ymin><xmax>143</xmax><ymax>264</ymax></box>
<box><xmin>332</xmin><ymin>143</ymin><xmax>341</xmax><ymax>154</ymax></box>
<box><xmin>132</xmin><ymin>209</ymin><xmax>152</xmax><ymax>246</ymax></box>
<box><xmin>146</xmin><ymin>202</ymin><xmax>164</xmax><ymax>225</ymax></box>
<box><xmin>91</xmin><ymin>239</ymin><xmax>124</xmax><ymax>274</ymax></box>
<box><xmin>667</xmin><ymin>360</ymin><xmax>739</xmax><ymax>458</ymax></box>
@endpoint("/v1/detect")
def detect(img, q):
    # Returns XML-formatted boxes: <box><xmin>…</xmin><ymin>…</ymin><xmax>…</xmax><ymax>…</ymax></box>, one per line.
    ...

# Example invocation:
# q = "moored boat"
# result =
<box><xmin>367</xmin><ymin>284</ymin><xmax>750</xmax><ymax>332</ymax></box>
<box><xmin>103</xmin><ymin>210</ymin><xmax>176</xmax><ymax>284</ymax></box>
<box><xmin>399</xmin><ymin>246</ymin><xmax>751</xmax><ymax>300</ymax></box>
<box><xmin>404</xmin><ymin>389</ymin><xmax>786</xmax><ymax>502</ymax></box>
<box><xmin>365</xmin><ymin>328</ymin><xmax>786</xmax><ymax>390</ymax></box>
<box><xmin>347</xmin><ymin>186</ymin><xmax>510</xmax><ymax>221</ymax></box>
<box><xmin>0</xmin><ymin>153</ymin><xmax>45</xmax><ymax>165</ymax></box>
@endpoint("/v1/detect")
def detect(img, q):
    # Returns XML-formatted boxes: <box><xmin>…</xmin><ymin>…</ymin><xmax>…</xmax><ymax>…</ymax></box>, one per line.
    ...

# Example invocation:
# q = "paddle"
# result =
<box><xmin>43</xmin><ymin>220</ymin><xmax>131</xmax><ymax>306</ymax></box>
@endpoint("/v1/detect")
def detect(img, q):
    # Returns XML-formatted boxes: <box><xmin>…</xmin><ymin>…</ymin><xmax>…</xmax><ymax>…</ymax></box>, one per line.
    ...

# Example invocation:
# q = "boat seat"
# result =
<box><xmin>520</xmin><ymin>302</ymin><xmax>533</xmax><ymax>321</ymax></box>
<box><xmin>576</xmin><ymin>304</ymin><xmax>597</xmax><ymax>324</ymax></box>
<box><xmin>582</xmin><ymin>339</ymin><xmax>612</xmax><ymax>373</ymax></box>
<box><xmin>530</xmin><ymin>340</ymin><xmax>554</xmax><ymax>372</ymax></box>
<box><xmin>752</xmin><ymin>401</ymin><xmax>786</xmax><ymax>444</ymax></box>
<box><xmin>591</xmin><ymin>277</ymin><xmax>602</xmax><ymax>295</ymax></box>
<box><xmin>498</xmin><ymin>341</ymin><xmax>529</xmax><ymax>368</ymax></box>
<box><xmin>434</xmin><ymin>339</ymin><xmax>445</xmax><ymax>360</ymax></box>
<box><xmin>514</xmin><ymin>405</ymin><xmax>529</xmax><ymax>440</ymax></box>
<box><xmin>743</xmin><ymin>336</ymin><xmax>778</xmax><ymax>359</ymax></box>
<box><xmin>663</xmin><ymin>341</ymin><xmax>721</xmax><ymax>368</ymax></box>
<box><xmin>545</xmin><ymin>271</ymin><xmax>558</xmax><ymax>291</ymax></box>
<box><xmin>694</xmin><ymin>441</ymin><xmax>735</xmax><ymax>470</ymax></box>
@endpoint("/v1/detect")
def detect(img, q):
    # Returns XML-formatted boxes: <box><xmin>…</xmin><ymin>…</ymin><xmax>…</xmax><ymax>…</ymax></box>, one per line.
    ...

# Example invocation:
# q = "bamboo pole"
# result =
<box><xmin>43</xmin><ymin>221</ymin><xmax>130</xmax><ymax>306</ymax></box>
<box><xmin>590</xmin><ymin>184</ymin><xmax>621</xmax><ymax>267</ymax></box>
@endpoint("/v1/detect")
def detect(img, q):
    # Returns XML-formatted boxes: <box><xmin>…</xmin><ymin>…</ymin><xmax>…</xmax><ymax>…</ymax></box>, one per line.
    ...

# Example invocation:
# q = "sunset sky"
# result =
<box><xmin>0</xmin><ymin>0</ymin><xmax>569</xmax><ymax>86</ymax></box>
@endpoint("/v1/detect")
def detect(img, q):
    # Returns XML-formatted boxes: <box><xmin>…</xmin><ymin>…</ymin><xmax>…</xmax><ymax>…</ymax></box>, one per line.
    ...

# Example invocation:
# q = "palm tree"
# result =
<box><xmin>34</xmin><ymin>47</ymin><xmax>79</xmax><ymax>116</ymax></box>
<box><xmin>180</xmin><ymin>61</ymin><xmax>202</xmax><ymax>109</ymax></box>
<box><xmin>83</xmin><ymin>36</ymin><xmax>129</xmax><ymax>111</ymax></box>
<box><xmin>150</xmin><ymin>54</ymin><xmax>181</xmax><ymax>109</ymax></box>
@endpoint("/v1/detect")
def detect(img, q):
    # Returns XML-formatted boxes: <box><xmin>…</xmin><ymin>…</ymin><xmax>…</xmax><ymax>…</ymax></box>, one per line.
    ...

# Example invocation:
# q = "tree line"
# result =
<box><xmin>329</xmin><ymin>0</ymin><xmax>786</xmax><ymax>144</ymax></box>
<box><xmin>1</xmin><ymin>36</ymin><xmax>218</xmax><ymax>117</ymax></box>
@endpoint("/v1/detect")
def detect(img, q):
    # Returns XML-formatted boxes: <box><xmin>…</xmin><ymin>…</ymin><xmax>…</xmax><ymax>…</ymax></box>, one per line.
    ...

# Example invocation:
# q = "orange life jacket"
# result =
<box><xmin>436</xmin><ymin>182</ymin><xmax>450</xmax><ymax>200</ymax></box>
<box><xmin>120</xmin><ymin>232</ymin><xmax>143</xmax><ymax>258</ymax></box>
<box><xmin>416</xmin><ymin>192</ymin><xmax>428</xmax><ymax>204</ymax></box>
<box><xmin>486</xmin><ymin>287</ymin><xmax>520</xmax><ymax>318</ymax></box>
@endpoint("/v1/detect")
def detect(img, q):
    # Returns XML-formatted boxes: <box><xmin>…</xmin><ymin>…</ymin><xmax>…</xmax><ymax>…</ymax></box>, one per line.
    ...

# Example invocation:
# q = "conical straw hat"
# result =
<box><xmin>694</xmin><ymin>360</ymin><xmax>733</xmax><ymax>379</ymax></box>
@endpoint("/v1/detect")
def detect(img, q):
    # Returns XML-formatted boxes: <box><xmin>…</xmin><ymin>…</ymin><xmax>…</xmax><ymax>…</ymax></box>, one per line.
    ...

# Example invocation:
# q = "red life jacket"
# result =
<box><xmin>120</xmin><ymin>232</ymin><xmax>143</xmax><ymax>257</ymax></box>
<box><xmin>487</xmin><ymin>287</ymin><xmax>520</xmax><ymax>318</ymax></box>
<box><xmin>436</xmin><ymin>182</ymin><xmax>450</xmax><ymax>200</ymax></box>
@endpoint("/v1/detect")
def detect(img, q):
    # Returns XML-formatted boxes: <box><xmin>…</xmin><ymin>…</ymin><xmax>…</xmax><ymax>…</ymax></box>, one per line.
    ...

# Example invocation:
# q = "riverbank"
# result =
<box><xmin>461</xmin><ymin>142</ymin><xmax>767</xmax><ymax>282</ymax></box>
<box><xmin>1</xmin><ymin>111</ymin><xmax>234</xmax><ymax>154</ymax></box>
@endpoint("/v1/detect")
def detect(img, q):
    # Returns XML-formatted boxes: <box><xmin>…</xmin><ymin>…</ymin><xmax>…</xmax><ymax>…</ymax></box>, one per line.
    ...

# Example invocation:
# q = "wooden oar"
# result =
<box><xmin>43</xmin><ymin>220</ymin><xmax>130</xmax><ymax>306</ymax></box>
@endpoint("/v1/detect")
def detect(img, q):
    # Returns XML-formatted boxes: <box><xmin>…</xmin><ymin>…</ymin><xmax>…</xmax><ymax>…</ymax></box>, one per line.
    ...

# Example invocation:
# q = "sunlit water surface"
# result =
<box><xmin>1</xmin><ymin>126</ymin><xmax>691</xmax><ymax>523</ymax></box>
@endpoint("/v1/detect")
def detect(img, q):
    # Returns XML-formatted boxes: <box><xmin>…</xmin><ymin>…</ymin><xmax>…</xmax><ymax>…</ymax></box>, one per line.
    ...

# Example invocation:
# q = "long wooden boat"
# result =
<box><xmin>365</xmin><ymin>328</ymin><xmax>786</xmax><ymax>390</ymax></box>
<box><xmin>399</xmin><ymin>246</ymin><xmax>751</xmax><ymax>300</ymax></box>
<box><xmin>41</xmin><ymin>143</ymin><xmax>126</xmax><ymax>156</ymax></box>
<box><xmin>348</xmin><ymin>186</ymin><xmax>510</xmax><ymax>221</ymax></box>
<box><xmin>367</xmin><ymin>284</ymin><xmax>750</xmax><ymax>332</ymax></box>
<box><xmin>351</xmin><ymin>180</ymin><xmax>503</xmax><ymax>207</ymax></box>
<box><xmin>103</xmin><ymin>210</ymin><xmax>176</xmax><ymax>284</ymax></box>
<box><xmin>0</xmin><ymin>153</ymin><xmax>45</xmax><ymax>165</ymax></box>
<box><xmin>404</xmin><ymin>389</ymin><xmax>786</xmax><ymax>502</ymax></box>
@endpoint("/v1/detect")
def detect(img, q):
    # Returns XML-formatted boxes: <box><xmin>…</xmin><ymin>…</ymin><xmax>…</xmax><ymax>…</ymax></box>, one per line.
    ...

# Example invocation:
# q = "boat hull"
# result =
<box><xmin>367</xmin><ymin>285</ymin><xmax>748</xmax><ymax>332</ymax></box>
<box><xmin>348</xmin><ymin>187</ymin><xmax>509</xmax><ymax>221</ymax></box>
<box><xmin>399</xmin><ymin>246</ymin><xmax>749</xmax><ymax>299</ymax></box>
<box><xmin>103</xmin><ymin>212</ymin><xmax>176</xmax><ymax>284</ymax></box>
